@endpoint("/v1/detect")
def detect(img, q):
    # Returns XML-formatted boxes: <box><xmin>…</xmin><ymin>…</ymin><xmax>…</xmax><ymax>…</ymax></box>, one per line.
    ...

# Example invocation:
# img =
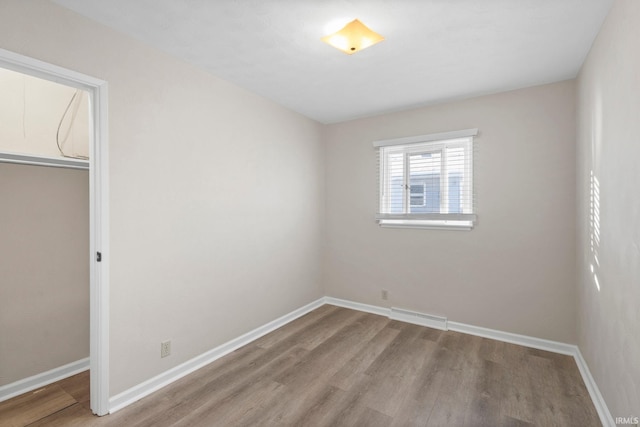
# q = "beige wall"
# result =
<box><xmin>0</xmin><ymin>163</ymin><xmax>89</xmax><ymax>386</ymax></box>
<box><xmin>0</xmin><ymin>68</ymin><xmax>89</xmax><ymax>159</ymax></box>
<box><xmin>324</xmin><ymin>80</ymin><xmax>577</xmax><ymax>343</ymax></box>
<box><xmin>0</xmin><ymin>0</ymin><xmax>324</xmax><ymax>395</ymax></box>
<box><xmin>577</xmin><ymin>0</ymin><xmax>640</xmax><ymax>419</ymax></box>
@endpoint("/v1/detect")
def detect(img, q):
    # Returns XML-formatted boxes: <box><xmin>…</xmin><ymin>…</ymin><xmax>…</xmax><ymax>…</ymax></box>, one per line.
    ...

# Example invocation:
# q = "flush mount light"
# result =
<box><xmin>321</xmin><ymin>19</ymin><xmax>384</xmax><ymax>55</ymax></box>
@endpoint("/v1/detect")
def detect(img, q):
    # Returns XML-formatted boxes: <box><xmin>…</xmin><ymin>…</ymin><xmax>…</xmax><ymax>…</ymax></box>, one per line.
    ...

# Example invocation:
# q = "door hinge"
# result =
<box><xmin>96</xmin><ymin>252</ymin><xmax>102</xmax><ymax>262</ymax></box>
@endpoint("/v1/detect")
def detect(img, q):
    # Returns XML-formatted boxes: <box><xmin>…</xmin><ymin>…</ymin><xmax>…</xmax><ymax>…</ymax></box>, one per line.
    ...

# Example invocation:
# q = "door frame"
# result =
<box><xmin>0</xmin><ymin>48</ymin><xmax>110</xmax><ymax>415</ymax></box>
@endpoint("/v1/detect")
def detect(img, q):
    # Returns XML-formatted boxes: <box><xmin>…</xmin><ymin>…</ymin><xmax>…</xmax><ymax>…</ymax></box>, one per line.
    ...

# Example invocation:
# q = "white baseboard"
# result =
<box><xmin>109</xmin><ymin>297</ymin><xmax>325</xmax><ymax>413</ymax></box>
<box><xmin>447</xmin><ymin>321</ymin><xmax>576</xmax><ymax>356</ymax></box>
<box><xmin>107</xmin><ymin>295</ymin><xmax>615</xmax><ymax>427</ymax></box>
<box><xmin>324</xmin><ymin>296</ymin><xmax>390</xmax><ymax>317</ymax></box>
<box><xmin>574</xmin><ymin>348</ymin><xmax>615</xmax><ymax>427</ymax></box>
<box><xmin>390</xmin><ymin>307</ymin><xmax>448</xmax><ymax>330</ymax></box>
<box><xmin>0</xmin><ymin>357</ymin><xmax>89</xmax><ymax>403</ymax></box>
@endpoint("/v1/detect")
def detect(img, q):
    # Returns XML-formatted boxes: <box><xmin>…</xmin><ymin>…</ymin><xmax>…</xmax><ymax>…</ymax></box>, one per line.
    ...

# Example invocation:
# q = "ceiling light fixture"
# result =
<box><xmin>321</xmin><ymin>19</ymin><xmax>384</xmax><ymax>55</ymax></box>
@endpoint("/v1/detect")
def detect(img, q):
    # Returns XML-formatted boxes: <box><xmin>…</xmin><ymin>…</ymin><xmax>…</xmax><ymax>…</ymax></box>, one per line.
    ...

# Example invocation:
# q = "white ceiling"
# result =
<box><xmin>53</xmin><ymin>0</ymin><xmax>613</xmax><ymax>124</ymax></box>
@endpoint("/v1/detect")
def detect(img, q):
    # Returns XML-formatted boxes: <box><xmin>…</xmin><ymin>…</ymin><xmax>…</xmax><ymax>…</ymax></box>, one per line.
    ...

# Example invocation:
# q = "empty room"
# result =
<box><xmin>0</xmin><ymin>1</ymin><xmax>638</xmax><ymax>426</ymax></box>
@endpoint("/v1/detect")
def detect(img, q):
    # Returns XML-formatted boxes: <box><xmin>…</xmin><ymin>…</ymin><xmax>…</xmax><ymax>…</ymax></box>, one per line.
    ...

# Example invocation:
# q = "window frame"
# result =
<box><xmin>373</xmin><ymin>128</ymin><xmax>478</xmax><ymax>230</ymax></box>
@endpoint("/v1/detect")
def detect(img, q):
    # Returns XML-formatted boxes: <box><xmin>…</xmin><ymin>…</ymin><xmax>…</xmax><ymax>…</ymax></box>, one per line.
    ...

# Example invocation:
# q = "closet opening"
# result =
<box><xmin>0</xmin><ymin>49</ymin><xmax>109</xmax><ymax>416</ymax></box>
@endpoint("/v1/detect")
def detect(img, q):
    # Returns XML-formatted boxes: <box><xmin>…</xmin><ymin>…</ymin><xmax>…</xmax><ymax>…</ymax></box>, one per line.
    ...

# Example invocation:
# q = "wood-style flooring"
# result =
<box><xmin>0</xmin><ymin>369</ymin><xmax>91</xmax><ymax>427</ymax></box>
<box><xmin>0</xmin><ymin>305</ymin><xmax>601</xmax><ymax>426</ymax></box>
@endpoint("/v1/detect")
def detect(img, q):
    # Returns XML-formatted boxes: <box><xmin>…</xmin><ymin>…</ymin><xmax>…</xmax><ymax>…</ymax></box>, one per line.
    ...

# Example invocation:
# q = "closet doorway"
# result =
<box><xmin>0</xmin><ymin>49</ymin><xmax>109</xmax><ymax>415</ymax></box>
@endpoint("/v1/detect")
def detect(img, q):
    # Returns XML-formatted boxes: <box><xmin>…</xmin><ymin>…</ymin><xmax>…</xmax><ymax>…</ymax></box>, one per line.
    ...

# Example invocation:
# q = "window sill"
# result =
<box><xmin>377</xmin><ymin>219</ymin><xmax>474</xmax><ymax>231</ymax></box>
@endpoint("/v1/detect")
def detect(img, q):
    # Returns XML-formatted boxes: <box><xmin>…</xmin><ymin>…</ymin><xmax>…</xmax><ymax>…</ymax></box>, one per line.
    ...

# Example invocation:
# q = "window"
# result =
<box><xmin>373</xmin><ymin>128</ymin><xmax>477</xmax><ymax>229</ymax></box>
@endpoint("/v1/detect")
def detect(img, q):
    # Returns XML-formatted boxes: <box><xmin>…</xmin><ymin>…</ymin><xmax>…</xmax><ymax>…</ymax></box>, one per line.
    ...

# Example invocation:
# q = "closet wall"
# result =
<box><xmin>0</xmin><ymin>68</ymin><xmax>89</xmax><ymax>159</ymax></box>
<box><xmin>0</xmin><ymin>69</ymin><xmax>89</xmax><ymax>387</ymax></box>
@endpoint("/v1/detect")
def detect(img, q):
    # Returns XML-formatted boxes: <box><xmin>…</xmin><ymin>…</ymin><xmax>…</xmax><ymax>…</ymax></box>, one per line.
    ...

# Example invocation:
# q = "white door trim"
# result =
<box><xmin>0</xmin><ymin>48</ymin><xmax>110</xmax><ymax>416</ymax></box>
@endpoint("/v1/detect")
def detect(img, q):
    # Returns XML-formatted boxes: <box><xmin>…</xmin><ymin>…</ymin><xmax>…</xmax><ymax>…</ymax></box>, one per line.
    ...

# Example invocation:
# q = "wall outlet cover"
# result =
<box><xmin>161</xmin><ymin>340</ymin><xmax>171</xmax><ymax>358</ymax></box>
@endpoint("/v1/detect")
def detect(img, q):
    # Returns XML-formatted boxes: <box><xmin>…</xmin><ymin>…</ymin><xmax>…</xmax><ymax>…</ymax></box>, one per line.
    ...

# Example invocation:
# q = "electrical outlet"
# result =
<box><xmin>381</xmin><ymin>289</ymin><xmax>388</xmax><ymax>300</ymax></box>
<box><xmin>161</xmin><ymin>340</ymin><xmax>171</xmax><ymax>358</ymax></box>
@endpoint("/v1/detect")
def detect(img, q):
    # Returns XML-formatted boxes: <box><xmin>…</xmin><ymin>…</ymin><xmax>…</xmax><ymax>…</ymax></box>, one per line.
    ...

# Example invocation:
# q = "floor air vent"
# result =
<box><xmin>389</xmin><ymin>307</ymin><xmax>448</xmax><ymax>331</ymax></box>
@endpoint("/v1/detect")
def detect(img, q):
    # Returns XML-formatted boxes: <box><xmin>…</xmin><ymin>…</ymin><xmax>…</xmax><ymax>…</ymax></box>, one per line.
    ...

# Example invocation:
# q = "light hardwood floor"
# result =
<box><xmin>0</xmin><ymin>305</ymin><xmax>601</xmax><ymax>426</ymax></box>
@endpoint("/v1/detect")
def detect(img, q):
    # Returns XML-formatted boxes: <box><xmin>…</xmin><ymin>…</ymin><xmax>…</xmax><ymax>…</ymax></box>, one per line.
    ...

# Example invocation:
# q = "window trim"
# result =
<box><xmin>373</xmin><ymin>128</ymin><xmax>478</xmax><ymax>148</ymax></box>
<box><xmin>374</xmin><ymin>128</ymin><xmax>477</xmax><ymax>230</ymax></box>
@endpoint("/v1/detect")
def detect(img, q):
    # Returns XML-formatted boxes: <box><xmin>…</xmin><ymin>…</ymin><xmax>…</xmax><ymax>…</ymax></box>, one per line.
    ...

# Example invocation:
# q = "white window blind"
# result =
<box><xmin>373</xmin><ymin>129</ymin><xmax>477</xmax><ymax>230</ymax></box>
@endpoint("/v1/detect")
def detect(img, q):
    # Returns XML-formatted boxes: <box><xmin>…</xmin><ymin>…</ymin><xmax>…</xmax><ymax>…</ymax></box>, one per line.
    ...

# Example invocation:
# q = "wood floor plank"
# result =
<box><xmin>464</xmin><ymin>358</ymin><xmax>506</xmax><ymax>426</ymax></box>
<box><xmin>363</xmin><ymin>322</ymin><xmax>427</xmax><ymax>376</ymax></box>
<box><xmin>478</xmin><ymin>334</ymin><xmax>508</xmax><ymax>365</ymax></box>
<box><xmin>0</xmin><ymin>384</ymin><xmax>76</xmax><ymax>427</ymax></box>
<box><xmin>284</xmin><ymin>384</ymin><xmax>347</xmax><ymax>426</ymax></box>
<box><xmin>253</xmin><ymin>304</ymin><xmax>339</xmax><ymax>349</ymax></box>
<box><xmin>526</xmin><ymin>353</ymin><xmax>568</xmax><ymax>426</ymax></box>
<box><xmin>503</xmin><ymin>415</ymin><xmax>537</xmax><ymax>427</ymax></box>
<box><xmin>360</xmin><ymin>325</ymin><xmax>436</xmax><ymax>417</ymax></box>
<box><xmin>28</xmin><ymin>403</ymin><xmax>98</xmax><ymax>427</ymax></box>
<box><xmin>419</xmin><ymin>326</ymin><xmax>443</xmax><ymax>342</ymax></box>
<box><xmin>0</xmin><ymin>306</ymin><xmax>602</xmax><ymax>427</ymax></box>
<box><xmin>329</xmin><ymin>325</ymin><xmax>400</xmax><ymax>391</ymax></box>
<box><xmin>332</xmin><ymin>407</ymin><xmax>392</xmax><ymax>427</ymax></box>
<box><xmin>284</xmin><ymin>306</ymin><xmax>365</xmax><ymax>351</ymax></box>
<box><xmin>250</xmin><ymin>313</ymin><xmax>389</xmax><ymax>425</ymax></box>
<box><xmin>57</xmin><ymin>371</ymin><xmax>91</xmax><ymax>410</ymax></box>
<box><xmin>425</xmin><ymin>332</ymin><xmax>483</xmax><ymax>426</ymax></box>
<box><xmin>234</xmin><ymin>312</ymin><xmax>388</xmax><ymax>426</ymax></box>
<box><xmin>132</xmin><ymin>345</ymin><xmax>307</xmax><ymax>427</ymax></box>
<box><xmin>177</xmin><ymin>379</ymin><xmax>284</xmax><ymax>427</ymax></box>
<box><xmin>500</xmin><ymin>342</ymin><xmax>538</xmax><ymax>424</ymax></box>
<box><xmin>275</xmin><ymin>312</ymin><xmax>387</xmax><ymax>388</ymax></box>
<box><xmin>242</xmin><ymin>381</ymin><xmax>346</xmax><ymax>427</ymax></box>
<box><xmin>390</xmin><ymin>343</ymin><xmax>453</xmax><ymax>426</ymax></box>
<box><xmin>318</xmin><ymin>377</ymin><xmax>394</xmax><ymax>427</ymax></box>
<box><xmin>322</xmin><ymin>322</ymin><xmax>438</xmax><ymax>424</ymax></box>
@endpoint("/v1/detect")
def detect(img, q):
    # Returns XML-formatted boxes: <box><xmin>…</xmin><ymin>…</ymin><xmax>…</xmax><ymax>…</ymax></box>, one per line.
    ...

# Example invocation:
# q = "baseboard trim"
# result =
<box><xmin>324</xmin><ymin>296</ymin><xmax>390</xmax><ymax>317</ymax></box>
<box><xmin>573</xmin><ymin>348</ymin><xmax>615</xmax><ymax>427</ymax></box>
<box><xmin>325</xmin><ymin>297</ymin><xmax>574</xmax><ymax>353</ymax></box>
<box><xmin>109</xmin><ymin>297</ymin><xmax>325</xmax><ymax>413</ymax></box>
<box><xmin>447</xmin><ymin>321</ymin><xmax>576</xmax><ymax>356</ymax></box>
<box><xmin>0</xmin><ymin>357</ymin><xmax>89</xmax><ymax>403</ymax></box>
<box><xmin>390</xmin><ymin>307</ymin><xmax>448</xmax><ymax>331</ymax></box>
